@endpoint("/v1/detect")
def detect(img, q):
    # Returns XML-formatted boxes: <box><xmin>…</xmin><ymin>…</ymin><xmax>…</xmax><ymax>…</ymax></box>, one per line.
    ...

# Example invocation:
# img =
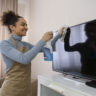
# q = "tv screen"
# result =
<box><xmin>53</xmin><ymin>20</ymin><xmax>96</xmax><ymax>81</ymax></box>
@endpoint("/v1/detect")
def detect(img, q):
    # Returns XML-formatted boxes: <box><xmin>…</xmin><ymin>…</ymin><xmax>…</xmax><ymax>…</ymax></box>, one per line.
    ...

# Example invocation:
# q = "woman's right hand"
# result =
<box><xmin>42</xmin><ymin>32</ymin><xmax>53</xmax><ymax>42</ymax></box>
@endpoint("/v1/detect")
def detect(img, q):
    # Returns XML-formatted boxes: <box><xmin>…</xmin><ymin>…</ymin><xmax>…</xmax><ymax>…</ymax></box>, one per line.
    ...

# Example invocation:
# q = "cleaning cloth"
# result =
<box><xmin>60</xmin><ymin>27</ymin><xmax>68</xmax><ymax>42</ymax></box>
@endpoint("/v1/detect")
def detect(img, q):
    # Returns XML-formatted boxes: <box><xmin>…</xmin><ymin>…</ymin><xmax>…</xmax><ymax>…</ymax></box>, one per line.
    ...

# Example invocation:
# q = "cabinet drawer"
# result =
<box><xmin>46</xmin><ymin>84</ymin><xmax>87</xmax><ymax>96</ymax></box>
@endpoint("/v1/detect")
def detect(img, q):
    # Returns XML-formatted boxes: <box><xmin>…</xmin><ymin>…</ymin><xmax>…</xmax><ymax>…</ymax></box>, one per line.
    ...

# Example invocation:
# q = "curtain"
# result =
<box><xmin>0</xmin><ymin>0</ymin><xmax>18</xmax><ymax>79</ymax></box>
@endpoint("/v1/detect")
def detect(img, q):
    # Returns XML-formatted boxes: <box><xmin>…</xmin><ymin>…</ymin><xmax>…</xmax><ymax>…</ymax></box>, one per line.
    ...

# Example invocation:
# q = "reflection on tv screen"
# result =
<box><xmin>53</xmin><ymin>20</ymin><xmax>96</xmax><ymax>79</ymax></box>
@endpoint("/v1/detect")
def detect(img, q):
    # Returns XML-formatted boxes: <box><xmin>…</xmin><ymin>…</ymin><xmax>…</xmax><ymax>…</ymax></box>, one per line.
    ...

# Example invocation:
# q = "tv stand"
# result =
<box><xmin>86</xmin><ymin>80</ymin><xmax>96</xmax><ymax>88</ymax></box>
<box><xmin>38</xmin><ymin>73</ymin><xmax>96</xmax><ymax>96</ymax></box>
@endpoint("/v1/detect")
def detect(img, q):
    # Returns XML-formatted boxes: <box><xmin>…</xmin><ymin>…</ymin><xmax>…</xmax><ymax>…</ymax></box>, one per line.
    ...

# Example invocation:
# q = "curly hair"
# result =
<box><xmin>1</xmin><ymin>11</ymin><xmax>22</xmax><ymax>33</ymax></box>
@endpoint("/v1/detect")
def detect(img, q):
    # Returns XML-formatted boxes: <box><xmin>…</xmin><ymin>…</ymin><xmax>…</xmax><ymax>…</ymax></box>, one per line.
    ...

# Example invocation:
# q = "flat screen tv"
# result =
<box><xmin>52</xmin><ymin>19</ymin><xmax>96</xmax><ymax>88</ymax></box>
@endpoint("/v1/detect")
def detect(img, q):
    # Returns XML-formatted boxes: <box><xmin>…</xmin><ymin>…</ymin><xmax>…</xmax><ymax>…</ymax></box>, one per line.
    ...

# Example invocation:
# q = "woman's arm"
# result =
<box><xmin>51</xmin><ymin>27</ymin><xmax>64</xmax><ymax>51</ymax></box>
<box><xmin>0</xmin><ymin>40</ymin><xmax>45</xmax><ymax>64</ymax></box>
<box><xmin>51</xmin><ymin>34</ymin><xmax>61</xmax><ymax>51</ymax></box>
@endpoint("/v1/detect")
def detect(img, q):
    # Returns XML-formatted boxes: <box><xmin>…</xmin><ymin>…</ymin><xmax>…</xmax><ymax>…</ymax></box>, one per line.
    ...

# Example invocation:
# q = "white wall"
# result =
<box><xmin>29</xmin><ymin>0</ymin><xmax>96</xmax><ymax>80</ymax></box>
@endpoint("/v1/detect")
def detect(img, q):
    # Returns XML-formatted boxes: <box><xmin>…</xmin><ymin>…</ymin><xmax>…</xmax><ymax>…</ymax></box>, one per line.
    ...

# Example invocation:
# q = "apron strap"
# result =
<box><xmin>10</xmin><ymin>35</ymin><xmax>18</xmax><ymax>49</ymax></box>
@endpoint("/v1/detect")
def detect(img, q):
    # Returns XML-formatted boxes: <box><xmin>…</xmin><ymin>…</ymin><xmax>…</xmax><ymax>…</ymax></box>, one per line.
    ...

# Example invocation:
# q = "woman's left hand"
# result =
<box><xmin>58</xmin><ymin>27</ymin><xmax>64</xmax><ymax>36</ymax></box>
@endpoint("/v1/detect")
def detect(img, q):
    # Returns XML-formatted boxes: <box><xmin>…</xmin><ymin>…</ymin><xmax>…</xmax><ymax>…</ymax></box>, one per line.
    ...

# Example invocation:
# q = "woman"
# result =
<box><xmin>0</xmin><ymin>11</ymin><xmax>64</xmax><ymax>96</ymax></box>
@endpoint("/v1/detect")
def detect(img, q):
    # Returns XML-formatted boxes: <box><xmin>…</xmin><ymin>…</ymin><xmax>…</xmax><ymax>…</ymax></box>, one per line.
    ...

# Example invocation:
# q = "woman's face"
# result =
<box><xmin>10</xmin><ymin>18</ymin><xmax>28</xmax><ymax>36</ymax></box>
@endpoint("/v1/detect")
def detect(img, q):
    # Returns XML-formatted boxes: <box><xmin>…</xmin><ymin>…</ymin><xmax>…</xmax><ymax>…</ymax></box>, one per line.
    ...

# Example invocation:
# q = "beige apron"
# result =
<box><xmin>1</xmin><ymin>36</ymin><xmax>31</xmax><ymax>96</ymax></box>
